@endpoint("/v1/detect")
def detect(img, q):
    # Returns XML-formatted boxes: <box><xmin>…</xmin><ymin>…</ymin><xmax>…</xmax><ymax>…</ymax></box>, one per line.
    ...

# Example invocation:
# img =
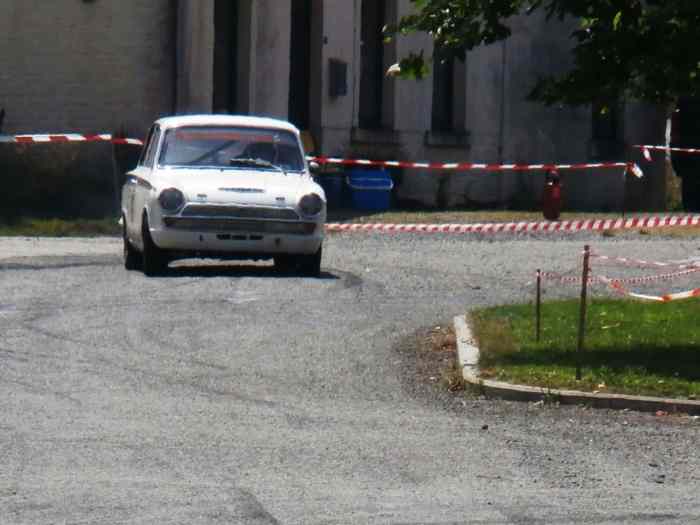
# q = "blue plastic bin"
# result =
<box><xmin>346</xmin><ymin>169</ymin><xmax>393</xmax><ymax>211</ymax></box>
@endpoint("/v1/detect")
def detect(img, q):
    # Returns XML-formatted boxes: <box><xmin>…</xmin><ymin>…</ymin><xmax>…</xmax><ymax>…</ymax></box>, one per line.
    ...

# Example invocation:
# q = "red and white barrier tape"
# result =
<box><xmin>540</xmin><ymin>271</ymin><xmax>597</xmax><ymax>284</ymax></box>
<box><xmin>541</xmin><ymin>267</ymin><xmax>700</xmax><ymax>286</ymax></box>
<box><xmin>326</xmin><ymin>215</ymin><xmax>700</xmax><ymax>235</ymax></box>
<box><xmin>6</xmin><ymin>133</ymin><xmax>644</xmax><ymax>178</ymax></box>
<box><xmin>9</xmin><ymin>133</ymin><xmax>144</xmax><ymax>146</ymax></box>
<box><xmin>610</xmin><ymin>268</ymin><xmax>700</xmax><ymax>285</ymax></box>
<box><xmin>605</xmin><ymin>278</ymin><xmax>700</xmax><ymax>303</ymax></box>
<box><xmin>635</xmin><ymin>145</ymin><xmax>700</xmax><ymax>162</ymax></box>
<box><xmin>310</xmin><ymin>156</ymin><xmax>643</xmax><ymax>177</ymax></box>
<box><xmin>590</xmin><ymin>253</ymin><xmax>700</xmax><ymax>271</ymax></box>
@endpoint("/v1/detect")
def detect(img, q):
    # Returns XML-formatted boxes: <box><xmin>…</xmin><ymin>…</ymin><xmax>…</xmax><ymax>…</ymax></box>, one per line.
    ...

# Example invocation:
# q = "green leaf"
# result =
<box><xmin>391</xmin><ymin>0</ymin><xmax>700</xmax><ymax>106</ymax></box>
<box><xmin>613</xmin><ymin>11</ymin><xmax>622</xmax><ymax>30</ymax></box>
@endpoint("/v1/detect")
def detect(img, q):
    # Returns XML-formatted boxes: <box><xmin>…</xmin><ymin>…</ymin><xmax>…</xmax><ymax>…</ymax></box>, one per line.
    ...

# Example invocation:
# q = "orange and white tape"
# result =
<box><xmin>605</xmin><ymin>268</ymin><xmax>700</xmax><ymax>286</ymax></box>
<box><xmin>605</xmin><ymin>277</ymin><xmax>700</xmax><ymax>302</ymax></box>
<box><xmin>590</xmin><ymin>253</ymin><xmax>700</xmax><ymax>271</ymax></box>
<box><xmin>326</xmin><ymin>215</ymin><xmax>700</xmax><ymax>235</ymax></box>
<box><xmin>540</xmin><ymin>272</ymin><xmax>601</xmax><ymax>285</ymax></box>
<box><xmin>541</xmin><ymin>267</ymin><xmax>700</xmax><ymax>286</ymax></box>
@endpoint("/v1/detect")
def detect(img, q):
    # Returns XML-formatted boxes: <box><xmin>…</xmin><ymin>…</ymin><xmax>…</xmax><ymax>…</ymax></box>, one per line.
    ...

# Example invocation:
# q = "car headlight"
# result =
<box><xmin>299</xmin><ymin>193</ymin><xmax>324</xmax><ymax>217</ymax></box>
<box><xmin>158</xmin><ymin>188</ymin><xmax>185</xmax><ymax>212</ymax></box>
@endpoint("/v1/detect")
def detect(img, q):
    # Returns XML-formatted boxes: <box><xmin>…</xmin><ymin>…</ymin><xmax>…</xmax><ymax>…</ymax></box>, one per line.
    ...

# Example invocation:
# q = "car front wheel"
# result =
<box><xmin>273</xmin><ymin>254</ymin><xmax>294</xmax><ymax>273</ymax></box>
<box><xmin>141</xmin><ymin>214</ymin><xmax>168</xmax><ymax>276</ymax></box>
<box><xmin>298</xmin><ymin>245</ymin><xmax>322</xmax><ymax>277</ymax></box>
<box><xmin>274</xmin><ymin>246</ymin><xmax>322</xmax><ymax>277</ymax></box>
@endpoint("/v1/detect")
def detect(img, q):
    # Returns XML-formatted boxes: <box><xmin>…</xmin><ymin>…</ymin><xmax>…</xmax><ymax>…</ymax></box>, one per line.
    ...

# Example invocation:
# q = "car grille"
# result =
<box><xmin>163</xmin><ymin>217</ymin><xmax>317</xmax><ymax>235</ymax></box>
<box><xmin>181</xmin><ymin>204</ymin><xmax>300</xmax><ymax>221</ymax></box>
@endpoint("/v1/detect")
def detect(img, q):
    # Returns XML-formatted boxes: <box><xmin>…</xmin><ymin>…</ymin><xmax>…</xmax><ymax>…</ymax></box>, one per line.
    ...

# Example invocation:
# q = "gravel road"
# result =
<box><xmin>1</xmin><ymin>232</ymin><xmax>699</xmax><ymax>524</ymax></box>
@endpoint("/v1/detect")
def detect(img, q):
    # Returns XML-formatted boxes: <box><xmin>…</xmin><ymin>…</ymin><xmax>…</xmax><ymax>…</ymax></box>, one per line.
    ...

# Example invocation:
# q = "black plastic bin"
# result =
<box><xmin>317</xmin><ymin>173</ymin><xmax>345</xmax><ymax>209</ymax></box>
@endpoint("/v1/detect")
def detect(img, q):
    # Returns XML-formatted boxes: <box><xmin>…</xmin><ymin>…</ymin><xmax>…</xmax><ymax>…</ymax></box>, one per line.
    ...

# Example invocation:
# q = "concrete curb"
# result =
<box><xmin>453</xmin><ymin>315</ymin><xmax>700</xmax><ymax>415</ymax></box>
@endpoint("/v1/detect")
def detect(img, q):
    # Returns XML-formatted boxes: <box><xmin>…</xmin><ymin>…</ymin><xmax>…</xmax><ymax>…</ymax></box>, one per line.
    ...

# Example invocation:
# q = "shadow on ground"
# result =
<box><xmin>164</xmin><ymin>262</ymin><xmax>340</xmax><ymax>280</ymax></box>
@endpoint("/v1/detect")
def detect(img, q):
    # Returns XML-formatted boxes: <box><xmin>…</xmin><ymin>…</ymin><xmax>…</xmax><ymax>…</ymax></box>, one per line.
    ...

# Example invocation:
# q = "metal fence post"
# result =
<box><xmin>536</xmin><ymin>269</ymin><xmax>542</xmax><ymax>342</ymax></box>
<box><xmin>576</xmin><ymin>245</ymin><xmax>591</xmax><ymax>381</ymax></box>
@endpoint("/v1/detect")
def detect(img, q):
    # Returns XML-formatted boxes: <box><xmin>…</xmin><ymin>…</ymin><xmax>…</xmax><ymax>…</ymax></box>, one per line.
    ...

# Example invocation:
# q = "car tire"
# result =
<box><xmin>141</xmin><ymin>213</ymin><xmax>167</xmax><ymax>277</ymax></box>
<box><xmin>123</xmin><ymin>217</ymin><xmax>141</xmax><ymax>271</ymax></box>
<box><xmin>298</xmin><ymin>245</ymin><xmax>322</xmax><ymax>277</ymax></box>
<box><xmin>274</xmin><ymin>254</ymin><xmax>294</xmax><ymax>274</ymax></box>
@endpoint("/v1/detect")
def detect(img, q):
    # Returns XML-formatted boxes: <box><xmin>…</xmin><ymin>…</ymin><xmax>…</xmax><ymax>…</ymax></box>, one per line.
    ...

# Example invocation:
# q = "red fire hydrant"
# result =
<box><xmin>542</xmin><ymin>170</ymin><xmax>562</xmax><ymax>221</ymax></box>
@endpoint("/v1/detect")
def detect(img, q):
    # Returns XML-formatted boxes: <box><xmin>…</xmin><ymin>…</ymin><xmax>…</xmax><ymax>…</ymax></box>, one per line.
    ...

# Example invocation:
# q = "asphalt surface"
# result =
<box><xmin>1</xmin><ymin>233</ymin><xmax>700</xmax><ymax>524</ymax></box>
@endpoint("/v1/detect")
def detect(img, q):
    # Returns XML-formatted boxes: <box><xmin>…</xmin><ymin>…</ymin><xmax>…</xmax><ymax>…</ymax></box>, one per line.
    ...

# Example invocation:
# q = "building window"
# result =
<box><xmin>591</xmin><ymin>100</ymin><xmax>622</xmax><ymax>159</ymax></box>
<box><xmin>592</xmin><ymin>101</ymin><xmax>618</xmax><ymax>141</ymax></box>
<box><xmin>288</xmin><ymin>0</ymin><xmax>312</xmax><ymax>130</ymax></box>
<box><xmin>359</xmin><ymin>0</ymin><xmax>386</xmax><ymax>129</ymax></box>
<box><xmin>432</xmin><ymin>50</ymin><xmax>455</xmax><ymax>132</ymax></box>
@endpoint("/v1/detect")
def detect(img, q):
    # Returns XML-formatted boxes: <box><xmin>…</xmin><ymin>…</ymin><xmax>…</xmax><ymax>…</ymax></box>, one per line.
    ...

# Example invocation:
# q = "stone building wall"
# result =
<box><xmin>0</xmin><ymin>0</ymin><xmax>176</xmax><ymax>138</ymax></box>
<box><xmin>0</xmin><ymin>0</ymin><xmax>665</xmax><ymax>213</ymax></box>
<box><xmin>0</xmin><ymin>1</ymin><xmax>177</xmax><ymax>217</ymax></box>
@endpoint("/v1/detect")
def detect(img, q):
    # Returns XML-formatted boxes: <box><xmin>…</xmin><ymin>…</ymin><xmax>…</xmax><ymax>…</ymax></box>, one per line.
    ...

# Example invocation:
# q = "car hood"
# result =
<box><xmin>154</xmin><ymin>167</ymin><xmax>323</xmax><ymax>206</ymax></box>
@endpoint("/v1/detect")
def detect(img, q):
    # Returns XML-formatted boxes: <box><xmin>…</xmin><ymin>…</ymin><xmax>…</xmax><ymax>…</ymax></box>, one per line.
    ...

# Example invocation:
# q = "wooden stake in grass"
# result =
<box><xmin>535</xmin><ymin>269</ymin><xmax>542</xmax><ymax>342</ymax></box>
<box><xmin>576</xmin><ymin>245</ymin><xmax>591</xmax><ymax>381</ymax></box>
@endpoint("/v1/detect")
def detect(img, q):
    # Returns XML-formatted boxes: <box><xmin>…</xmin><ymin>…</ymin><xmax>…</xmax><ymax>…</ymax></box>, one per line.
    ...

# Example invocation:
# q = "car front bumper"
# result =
<box><xmin>149</xmin><ymin>222</ymin><xmax>324</xmax><ymax>255</ymax></box>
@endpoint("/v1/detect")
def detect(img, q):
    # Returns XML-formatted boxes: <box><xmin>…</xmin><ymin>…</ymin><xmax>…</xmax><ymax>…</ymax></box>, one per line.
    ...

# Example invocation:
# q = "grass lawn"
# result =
<box><xmin>0</xmin><ymin>217</ymin><xmax>120</xmax><ymax>237</ymax></box>
<box><xmin>470</xmin><ymin>298</ymin><xmax>700</xmax><ymax>398</ymax></box>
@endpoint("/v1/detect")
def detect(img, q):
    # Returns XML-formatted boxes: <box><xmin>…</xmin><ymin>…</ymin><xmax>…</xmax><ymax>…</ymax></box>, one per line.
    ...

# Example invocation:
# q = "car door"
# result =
<box><xmin>123</xmin><ymin>125</ymin><xmax>152</xmax><ymax>237</ymax></box>
<box><xmin>127</xmin><ymin>125</ymin><xmax>161</xmax><ymax>243</ymax></box>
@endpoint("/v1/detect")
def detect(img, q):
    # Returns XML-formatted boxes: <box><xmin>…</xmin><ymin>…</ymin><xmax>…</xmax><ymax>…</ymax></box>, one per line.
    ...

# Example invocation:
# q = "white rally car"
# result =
<box><xmin>121</xmin><ymin>115</ymin><xmax>326</xmax><ymax>276</ymax></box>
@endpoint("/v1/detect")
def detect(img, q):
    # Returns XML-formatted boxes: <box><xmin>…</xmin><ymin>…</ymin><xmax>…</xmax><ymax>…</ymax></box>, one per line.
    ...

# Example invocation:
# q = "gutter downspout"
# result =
<box><xmin>498</xmin><ymin>39</ymin><xmax>507</xmax><ymax>206</ymax></box>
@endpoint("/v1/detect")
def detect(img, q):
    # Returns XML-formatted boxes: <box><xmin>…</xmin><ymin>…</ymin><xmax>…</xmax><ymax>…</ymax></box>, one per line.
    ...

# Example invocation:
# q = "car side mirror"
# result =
<box><xmin>308</xmin><ymin>160</ymin><xmax>320</xmax><ymax>174</ymax></box>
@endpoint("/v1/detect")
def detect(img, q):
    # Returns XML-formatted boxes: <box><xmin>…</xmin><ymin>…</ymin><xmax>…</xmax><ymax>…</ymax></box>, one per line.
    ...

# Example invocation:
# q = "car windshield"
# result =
<box><xmin>158</xmin><ymin>126</ymin><xmax>305</xmax><ymax>171</ymax></box>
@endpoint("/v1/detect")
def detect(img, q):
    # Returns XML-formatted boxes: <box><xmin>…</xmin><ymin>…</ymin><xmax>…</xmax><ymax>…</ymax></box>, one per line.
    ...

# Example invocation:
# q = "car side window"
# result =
<box><xmin>138</xmin><ymin>126</ymin><xmax>156</xmax><ymax>167</ymax></box>
<box><xmin>142</xmin><ymin>126</ymin><xmax>161</xmax><ymax>168</ymax></box>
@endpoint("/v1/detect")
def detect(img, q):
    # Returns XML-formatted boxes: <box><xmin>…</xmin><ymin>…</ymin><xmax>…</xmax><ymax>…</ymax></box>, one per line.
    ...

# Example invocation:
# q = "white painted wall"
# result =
<box><xmin>250</xmin><ymin>0</ymin><xmax>292</xmax><ymax>119</ymax></box>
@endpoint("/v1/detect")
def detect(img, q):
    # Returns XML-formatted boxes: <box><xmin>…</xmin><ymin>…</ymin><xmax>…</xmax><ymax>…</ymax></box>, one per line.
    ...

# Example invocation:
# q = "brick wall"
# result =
<box><xmin>0</xmin><ymin>0</ymin><xmax>176</xmax><ymax>139</ymax></box>
<box><xmin>0</xmin><ymin>1</ymin><xmax>176</xmax><ymax>218</ymax></box>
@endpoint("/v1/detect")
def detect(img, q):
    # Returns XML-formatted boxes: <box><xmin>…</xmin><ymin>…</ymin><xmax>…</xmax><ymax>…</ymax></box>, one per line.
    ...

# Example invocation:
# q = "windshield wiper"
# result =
<box><xmin>229</xmin><ymin>158</ymin><xmax>287</xmax><ymax>175</ymax></box>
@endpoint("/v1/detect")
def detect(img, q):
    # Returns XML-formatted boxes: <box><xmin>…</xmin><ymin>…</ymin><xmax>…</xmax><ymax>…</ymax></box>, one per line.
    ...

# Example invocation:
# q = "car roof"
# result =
<box><xmin>154</xmin><ymin>114</ymin><xmax>300</xmax><ymax>135</ymax></box>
